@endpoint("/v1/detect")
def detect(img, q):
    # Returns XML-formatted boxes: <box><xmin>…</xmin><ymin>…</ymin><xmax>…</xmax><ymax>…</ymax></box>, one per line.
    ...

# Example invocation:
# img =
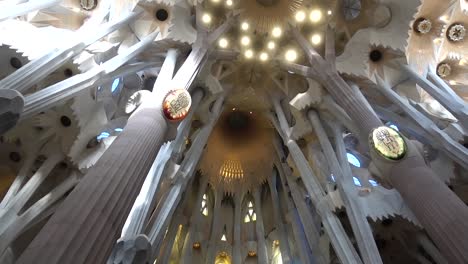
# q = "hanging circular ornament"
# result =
<box><xmin>162</xmin><ymin>89</ymin><xmax>191</xmax><ymax>122</ymax></box>
<box><xmin>369</xmin><ymin>126</ymin><xmax>407</xmax><ymax>161</ymax></box>
<box><xmin>192</xmin><ymin>242</ymin><xmax>201</xmax><ymax>249</ymax></box>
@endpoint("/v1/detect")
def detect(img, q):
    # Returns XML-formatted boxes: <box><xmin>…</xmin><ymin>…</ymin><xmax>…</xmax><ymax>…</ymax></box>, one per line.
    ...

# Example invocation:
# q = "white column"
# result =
<box><xmin>253</xmin><ymin>187</ymin><xmax>269</xmax><ymax>264</ymax></box>
<box><xmin>401</xmin><ymin>64</ymin><xmax>468</xmax><ymax>128</ymax></box>
<box><xmin>0</xmin><ymin>12</ymin><xmax>142</xmax><ymax>93</ymax></box>
<box><xmin>232</xmin><ymin>193</ymin><xmax>243</xmax><ymax>264</ymax></box>
<box><xmin>271</xmin><ymin>98</ymin><xmax>362</xmax><ymax>264</ymax></box>
<box><xmin>275</xmin><ymin>157</ymin><xmax>326</xmax><ymax>264</ymax></box>
<box><xmin>268</xmin><ymin>172</ymin><xmax>292</xmax><ymax>264</ymax></box>
<box><xmin>205</xmin><ymin>188</ymin><xmax>223</xmax><ymax>264</ymax></box>
<box><xmin>0</xmin><ymin>0</ymin><xmax>61</xmax><ymax>22</ymax></box>
<box><xmin>21</xmin><ymin>32</ymin><xmax>161</xmax><ymax>119</ymax></box>
<box><xmin>308</xmin><ymin>110</ymin><xmax>382</xmax><ymax>264</ymax></box>
<box><xmin>181</xmin><ymin>177</ymin><xmax>209</xmax><ymax>263</ymax></box>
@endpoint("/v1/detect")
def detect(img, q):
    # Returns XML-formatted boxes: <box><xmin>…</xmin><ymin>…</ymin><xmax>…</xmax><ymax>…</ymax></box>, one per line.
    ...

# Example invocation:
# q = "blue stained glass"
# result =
<box><xmin>347</xmin><ymin>153</ymin><xmax>361</xmax><ymax>168</ymax></box>
<box><xmin>389</xmin><ymin>124</ymin><xmax>399</xmax><ymax>131</ymax></box>
<box><xmin>369</xmin><ymin>179</ymin><xmax>379</xmax><ymax>186</ymax></box>
<box><xmin>111</xmin><ymin>78</ymin><xmax>120</xmax><ymax>93</ymax></box>
<box><xmin>97</xmin><ymin>132</ymin><xmax>110</xmax><ymax>140</ymax></box>
<box><xmin>114</xmin><ymin>128</ymin><xmax>123</xmax><ymax>132</ymax></box>
<box><xmin>353</xmin><ymin>177</ymin><xmax>362</xmax><ymax>186</ymax></box>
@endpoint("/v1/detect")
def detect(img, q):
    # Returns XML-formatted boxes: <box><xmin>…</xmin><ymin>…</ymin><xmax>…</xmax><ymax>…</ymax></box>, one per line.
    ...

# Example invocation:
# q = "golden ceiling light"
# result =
<box><xmin>241</xmin><ymin>22</ymin><xmax>249</xmax><ymax>31</ymax></box>
<box><xmin>311</xmin><ymin>33</ymin><xmax>322</xmax><ymax>45</ymax></box>
<box><xmin>327</xmin><ymin>10</ymin><xmax>332</xmax><ymax>15</ymax></box>
<box><xmin>218</xmin><ymin>38</ymin><xmax>229</xmax><ymax>48</ymax></box>
<box><xmin>285</xmin><ymin>49</ymin><xmax>297</xmax><ymax>62</ymax></box>
<box><xmin>226</xmin><ymin>0</ymin><xmax>233</xmax><ymax>6</ymax></box>
<box><xmin>273</xmin><ymin>240</ymin><xmax>280</xmax><ymax>246</ymax></box>
<box><xmin>237</xmin><ymin>0</ymin><xmax>303</xmax><ymax>33</ymax></box>
<box><xmin>272</xmin><ymin>26</ymin><xmax>282</xmax><ymax>38</ymax></box>
<box><xmin>244</xmin><ymin>49</ymin><xmax>254</xmax><ymax>59</ymax></box>
<box><xmin>267</xmin><ymin>41</ymin><xmax>276</xmax><ymax>50</ymax></box>
<box><xmin>259</xmin><ymin>52</ymin><xmax>269</xmax><ymax>61</ymax></box>
<box><xmin>202</xmin><ymin>13</ymin><xmax>212</xmax><ymax>24</ymax></box>
<box><xmin>241</xmin><ymin>36</ymin><xmax>251</xmax><ymax>46</ymax></box>
<box><xmin>211</xmin><ymin>0</ymin><xmax>220</xmax><ymax>3</ymax></box>
<box><xmin>295</xmin><ymin>10</ymin><xmax>306</xmax><ymax>23</ymax></box>
<box><xmin>193</xmin><ymin>242</ymin><xmax>201</xmax><ymax>249</ymax></box>
<box><xmin>248</xmin><ymin>251</ymin><xmax>257</xmax><ymax>257</ymax></box>
<box><xmin>219</xmin><ymin>159</ymin><xmax>244</xmax><ymax>180</ymax></box>
<box><xmin>309</xmin><ymin>9</ymin><xmax>322</xmax><ymax>23</ymax></box>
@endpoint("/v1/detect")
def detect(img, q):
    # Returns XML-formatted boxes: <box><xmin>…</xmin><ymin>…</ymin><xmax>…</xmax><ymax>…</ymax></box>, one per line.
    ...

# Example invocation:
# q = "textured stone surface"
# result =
<box><xmin>16</xmin><ymin>104</ymin><xmax>168</xmax><ymax>264</ymax></box>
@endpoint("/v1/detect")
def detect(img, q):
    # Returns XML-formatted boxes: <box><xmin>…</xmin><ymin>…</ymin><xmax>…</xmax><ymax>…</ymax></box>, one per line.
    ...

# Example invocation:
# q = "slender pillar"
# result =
<box><xmin>287</xmin><ymin>207</ymin><xmax>315</xmax><ymax>264</ymax></box>
<box><xmin>272</xmin><ymin>99</ymin><xmax>362</xmax><ymax>264</ymax></box>
<box><xmin>268</xmin><ymin>172</ymin><xmax>292</xmax><ymax>264</ymax></box>
<box><xmin>416</xmin><ymin>232</ymin><xmax>448</xmax><ymax>264</ymax></box>
<box><xmin>205</xmin><ymin>189</ymin><xmax>223</xmax><ymax>264</ymax></box>
<box><xmin>290</xmin><ymin>27</ymin><xmax>468</xmax><ymax>263</ymax></box>
<box><xmin>0</xmin><ymin>172</ymin><xmax>79</xmax><ymax>257</ymax></box>
<box><xmin>0</xmin><ymin>0</ymin><xmax>61</xmax><ymax>22</ymax></box>
<box><xmin>233</xmin><ymin>193</ymin><xmax>243</xmax><ymax>264</ymax></box>
<box><xmin>157</xmin><ymin>213</ymin><xmax>185</xmax><ymax>264</ymax></box>
<box><xmin>0</xmin><ymin>143</ymin><xmax>40</xmax><ymax>208</ymax></box>
<box><xmin>275</xmin><ymin>159</ymin><xmax>326</xmax><ymax>264</ymax></box>
<box><xmin>308</xmin><ymin>110</ymin><xmax>382</xmax><ymax>264</ymax></box>
<box><xmin>0</xmin><ymin>12</ymin><xmax>142</xmax><ymax>93</ymax></box>
<box><xmin>401</xmin><ymin>64</ymin><xmax>468</xmax><ymax>128</ymax></box>
<box><xmin>0</xmin><ymin>150</ymin><xmax>64</xmax><ymax>232</ymax></box>
<box><xmin>181</xmin><ymin>177</ymin><xmax>209</xmax><ymax>263</ymax></box>
<box><xmin>276</xmin><ymin>166</ymin><xmax>316</xmax><ymax>264</ymax></box>
<box><xmin>253</xmin><ymin>187</ymin><xmax>269</xmax><ymax>264</ymax></box>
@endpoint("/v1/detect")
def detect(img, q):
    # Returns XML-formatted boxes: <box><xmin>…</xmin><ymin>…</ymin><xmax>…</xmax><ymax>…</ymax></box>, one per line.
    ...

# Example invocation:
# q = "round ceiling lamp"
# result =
<box><xmin>272</xmin><ymin>26</ymin><xmax>282</xmax><ymax>38</ymax></box>
<box><xmin>285</xmin><ymin>49</ymin><xmax>297</xmax><ymax>62</ymax></box>
<box><xmin>237</xmin><ymin>0</ymin><xmax>303</xmax><ymax>33</ymax></box>
<box><xmin>309</xmin><ymin>9</ymin><xmax>322</xmax><ymax>23</ymax></box>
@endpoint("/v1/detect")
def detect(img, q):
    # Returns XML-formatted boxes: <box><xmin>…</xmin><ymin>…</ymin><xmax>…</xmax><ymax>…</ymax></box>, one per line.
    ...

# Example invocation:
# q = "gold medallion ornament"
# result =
<box><xmin>369</xmin><ymin>126</ymin><xmax>407</xmax><ymax>160</ymax></box>
<box><xmin>162</xmin><ymin>89</ymin><xmax>191</xmax><ymax>121</ymax></box>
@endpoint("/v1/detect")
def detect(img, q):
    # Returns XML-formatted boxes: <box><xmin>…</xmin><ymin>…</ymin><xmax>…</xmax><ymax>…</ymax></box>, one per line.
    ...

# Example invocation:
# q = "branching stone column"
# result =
<box><xmin>308</xmin><ymin>110</ymin><xmax>382</xmax><ymax>264</ymax></box>
<box><xmin>274</xmin><ymin>156</ymin><xmax>326</xmax><ymax>264</ymax></box>
<box><xmin>233</xmin><ymin>193</ymin><xmax>243</xmax><ymax>264</ymax></box>
<box><xmin>0</xmin><ymin>0</ymin><xmax>61</xmax><ymax>21</ymax></box>
<box><xmin>290</xmin><ymin>26</ymin><xmax>468</xmax><ymax>263</ymax></box>
<box><xmin>16</xmin><ymin>91</ymin><xmax>171</xmax><ymax>264</ymax></box>
<box><xmin>253</xmin><ymin>187</ymin><xmax>269</xmax><ymax>264</ymax></box>
<box><xmin>272</xmin><ymin>98</ymin><xmax>362</xmax><ymax>264</ymax></box>
<box><xmin>181</xmin><ymin>177</ymin><xmax>209</xmax><ymax>264</ymax></box>
<box><xmin>206</xmin><ymin>188</ymin><xmax>223</xmax><ymax>264</ymax></box>
<box><xmin>268</xmin><ymin>173</ymin><xmax>293</xmax><ymax>264</ymax></box>
<box><xmin>276</xmin><ymin>168</ymin><xmax>316</xmax><ymax>264</ymax></box>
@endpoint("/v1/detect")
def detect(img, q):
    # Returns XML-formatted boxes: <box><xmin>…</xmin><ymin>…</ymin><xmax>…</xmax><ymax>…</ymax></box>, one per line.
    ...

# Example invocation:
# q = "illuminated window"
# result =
<box><xmin>386</xmin><ymin>122</ymin><xmax>399</xmax><ymax>131</ymax></box>
<box><xmin>244</xmin><ymin>201</ymin><xmax>256</xmax><ymax>223</ymax></box>
<box><xmin>96</xmin><ymin>132</ymin><xmax>110</xmax><ymax>141</ymax></box>
<box><xmin>346</xmin><ymin>153</ymin><xmax>361</xmax><ymax>168</ymax></box>
<box><xmin>219</xmin><ymin>159</ymin><xmax>244</xmax><ymax>181</ymax></box>
<box><xmin>201</xmin><ymin>194</ymin><xmax>209</xmax><ymax>216</ymax></box>
<box><xmin>111</xmin><ymin>78</ymin><xmax>120</xmax><ymax>93</ymax></box>
<box><xmin>369</xmin><ymin>179</ymin><xmax>379</xmax><ymax>186</ymax></box>
<box><xmin>353</xmin><ymin>177</ymin><xmax>362</xmax><ymax>187</ymax></box>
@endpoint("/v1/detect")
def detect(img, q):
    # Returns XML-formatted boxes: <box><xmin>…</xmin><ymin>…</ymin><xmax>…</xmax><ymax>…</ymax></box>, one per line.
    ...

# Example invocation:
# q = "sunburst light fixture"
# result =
<box><xmin>238</xmin><ymin>0</ymin><xmax>303</xmax><ymax>33</ymax></box>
